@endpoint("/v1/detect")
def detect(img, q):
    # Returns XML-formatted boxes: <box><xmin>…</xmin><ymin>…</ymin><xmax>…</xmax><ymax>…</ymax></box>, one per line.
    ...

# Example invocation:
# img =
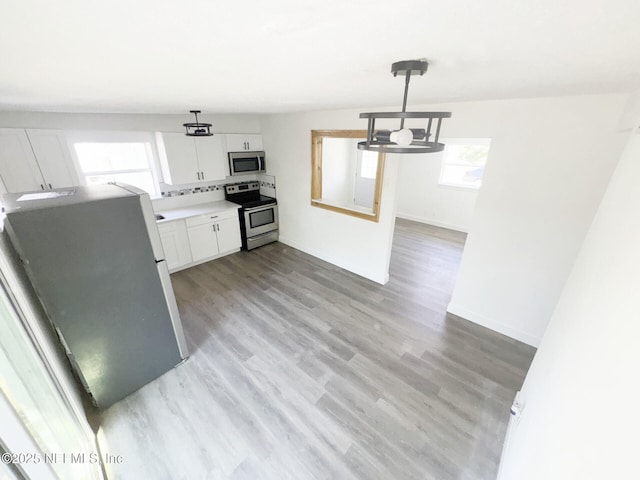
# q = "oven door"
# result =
<box><xmin>243</xmin><ymin>203</ymin><xmax>278</xmax><ymax>237</ymax></box>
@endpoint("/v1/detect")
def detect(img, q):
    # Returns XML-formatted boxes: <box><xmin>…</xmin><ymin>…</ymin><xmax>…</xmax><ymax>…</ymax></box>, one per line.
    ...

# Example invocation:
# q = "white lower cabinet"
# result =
<box><xmin>157</xmin><ymin>208</ymin><xmax>241</xmax><ymax>272</ymax></box>
<box><xmin>157</xmin><ymin>220</ymin><xmax>193</xmax><ymax>272</ymax></box>
<box><xmin>186</xmin><ymin>210</ymin><xmax>241</xmax><ymax>263</ymax></box>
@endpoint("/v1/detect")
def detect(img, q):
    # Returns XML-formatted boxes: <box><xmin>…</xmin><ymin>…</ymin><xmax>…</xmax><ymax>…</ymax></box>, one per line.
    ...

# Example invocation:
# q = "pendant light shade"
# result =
<box><xmin>183</xmin><ymin>110</ymin><xmax>213</xmax><ymax>136</ymax></box>
<box><xmin>359</xmin><ymin>60</ymin><xmax>451</xmax><ymax>154</ymax></box>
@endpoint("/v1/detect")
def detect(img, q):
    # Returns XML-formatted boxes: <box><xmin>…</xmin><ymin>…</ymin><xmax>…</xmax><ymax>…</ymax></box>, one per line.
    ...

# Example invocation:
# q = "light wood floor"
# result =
<box><xmin>99</xmin><ymin>219</ymin><xmax>536</xmax><ymax>480</ymax></box>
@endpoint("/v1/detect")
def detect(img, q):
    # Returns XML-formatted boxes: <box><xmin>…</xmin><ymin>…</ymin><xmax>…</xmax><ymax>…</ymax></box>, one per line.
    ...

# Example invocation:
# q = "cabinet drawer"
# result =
<box><xmin>157</xmin><ymin>221</ymin><xmax>179</xmax><ymax>233</ymax></box>
<box><xmin>185</xmin><ymin>208</ymin><xmax>238</xmax><ymax>228</ymax></box>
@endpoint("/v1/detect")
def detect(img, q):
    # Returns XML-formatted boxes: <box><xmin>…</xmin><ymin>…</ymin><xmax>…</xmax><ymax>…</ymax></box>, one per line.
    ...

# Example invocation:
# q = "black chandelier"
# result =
<box><xmin>359</xmin><ymin>60</ymin><xmax>451</xmax><ymax>154</ymax></box>
<box><xmin>183</xmin><ymin>110</ymin><xmax>213</xmax><ymax>137</ymax></box>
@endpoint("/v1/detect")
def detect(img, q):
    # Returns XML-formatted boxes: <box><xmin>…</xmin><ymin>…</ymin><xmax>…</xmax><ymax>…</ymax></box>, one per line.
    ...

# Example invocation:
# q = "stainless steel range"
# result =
<box><xmin>225</xmin><ymin>181</ymin><xmax>278</xmax><ymax>250</ymax></box>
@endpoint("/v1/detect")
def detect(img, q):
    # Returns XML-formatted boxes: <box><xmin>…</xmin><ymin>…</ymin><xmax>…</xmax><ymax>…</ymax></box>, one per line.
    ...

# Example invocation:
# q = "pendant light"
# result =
<box><xmin>183</xmin><ymin>110</ymin><xmax>213</xmax><ymax>136</ymax></box>
<box><xmin>359</xmin><ymin>60</ymin><xmax>451</xmax><ymax>154</ymax></box>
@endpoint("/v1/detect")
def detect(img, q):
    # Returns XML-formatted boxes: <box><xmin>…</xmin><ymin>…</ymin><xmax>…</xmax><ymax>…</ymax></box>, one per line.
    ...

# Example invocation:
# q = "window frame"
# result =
<box><xmin>65</xmin><ymin>131</ymin><xmax>162</xmax><ymax>198</ymax></box>
<box><xmin>438</xmin><ymin>137</ymin><xmax>492</xmax><ymax>190</ymax></box>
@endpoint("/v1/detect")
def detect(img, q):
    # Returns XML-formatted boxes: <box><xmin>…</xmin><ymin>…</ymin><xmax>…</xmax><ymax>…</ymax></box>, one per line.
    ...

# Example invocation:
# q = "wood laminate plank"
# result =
<box><xmin>99</xmin><ymin>219</ymin><xmax>536</xmax><ymax>479</ymax></box>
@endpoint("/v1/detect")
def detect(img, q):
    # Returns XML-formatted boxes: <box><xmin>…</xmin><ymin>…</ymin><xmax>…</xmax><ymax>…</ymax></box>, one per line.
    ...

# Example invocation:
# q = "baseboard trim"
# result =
<box><xmin>278</xmin><ymin>236</ymin><xmax>389</xmax><ymax>285</ymax></box>
<box><xmin>447</xmin><ymin>302</ymin><xmax>541</xmax><ymax>347</ymax></box>
<box><xmin>395</xmin><ymin>213</ymin><xmax>469</xmax><ymax>233</ymax></box>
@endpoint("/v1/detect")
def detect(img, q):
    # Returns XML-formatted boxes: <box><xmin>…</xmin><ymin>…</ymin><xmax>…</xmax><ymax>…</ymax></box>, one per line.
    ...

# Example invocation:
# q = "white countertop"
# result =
<box><xmin>155</xmin><ymin>200</ymin><xmax>240</xmax><ymax>223</ymax></box>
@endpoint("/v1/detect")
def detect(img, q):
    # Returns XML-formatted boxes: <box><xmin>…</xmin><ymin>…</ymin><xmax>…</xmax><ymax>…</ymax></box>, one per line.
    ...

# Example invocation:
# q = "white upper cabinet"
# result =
<box><xmin>0</xmin><ymin>128</ymin><xmax>79</xmax><ymax>193</ymax></box>
<box><xmin>0</xmin><ymin>128</ymin><xmax>46</xmax><ymax>192</ymax></box>
<box><xmin>25</xmin><ymin>130</ymin><xmax>77</xmax><ymax>189</ymax></box>
<box><xmin>194</xmin><ymin>135</ymin><xmax>226</xmax><ymax>182</ymax></box>
<box><xmin>157</xmin><ymin>132</ymin><xmax>226</xmax><ymax>185</ymax></box>
<box><xmin>157</xmin><ymin>133</ymin><xmax>199</xmax><ymax>185</ymax></box>
<box><xmin>224</xmin><ymin>134</ymin><xmax>263</xmax><ymax>152</ymax></box>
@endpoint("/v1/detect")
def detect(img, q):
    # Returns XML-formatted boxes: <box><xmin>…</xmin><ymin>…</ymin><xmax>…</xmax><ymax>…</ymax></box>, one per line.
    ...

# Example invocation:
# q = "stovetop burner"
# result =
<box><xmin>225</xmin><ymin>181</ymin><xmax>276</xmax><ymax>208</ymax></box>
<box><xmin>239</xmin><ymin>195</ymin><xmax>277</xmax><ymax>209</ymax></box>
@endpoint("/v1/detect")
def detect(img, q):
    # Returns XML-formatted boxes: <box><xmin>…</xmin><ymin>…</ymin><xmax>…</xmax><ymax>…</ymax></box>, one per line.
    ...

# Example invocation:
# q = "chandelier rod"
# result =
<box><xmin>400</xmin><ymin>70</ymin><xmax>412</xmax><ymax>129</ymax></box>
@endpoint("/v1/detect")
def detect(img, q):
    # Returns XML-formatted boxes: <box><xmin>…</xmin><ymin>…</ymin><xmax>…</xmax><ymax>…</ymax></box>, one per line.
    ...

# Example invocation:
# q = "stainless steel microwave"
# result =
<box><xmin>228</xmin><ymin>151</ymin><xmax>266</xmax><ymax>176</ymax></box>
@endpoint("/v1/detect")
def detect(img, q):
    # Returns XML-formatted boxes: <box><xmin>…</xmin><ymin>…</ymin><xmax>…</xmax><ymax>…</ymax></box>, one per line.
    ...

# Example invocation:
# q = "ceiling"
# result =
<box><xmin>1</xmin><ymin>0</ymin><xmax>639</xmax><ymax>114</ymax></box>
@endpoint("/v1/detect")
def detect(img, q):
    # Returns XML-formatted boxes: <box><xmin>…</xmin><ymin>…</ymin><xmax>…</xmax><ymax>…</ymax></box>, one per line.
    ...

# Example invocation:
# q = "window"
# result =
<box><xmin>67</xmin><ymin>132</ymin><xmax>160</xmax><ymax>196</ymax></box>
<box><xmin>359</xmin><ymin>150</ymin><xmax>379</xmax><ymax>179</ymax></box>
<box><xmin>439</xmin><ymin>138</ymin><xmax>491</xmax><ymax>189</ymax></box>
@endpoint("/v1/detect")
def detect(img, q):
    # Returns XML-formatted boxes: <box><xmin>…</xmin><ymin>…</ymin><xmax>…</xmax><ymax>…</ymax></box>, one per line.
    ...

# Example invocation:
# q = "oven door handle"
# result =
<box><xmin>244</xmin><ymin>204</ymin><xmax>276</xmax><ymax>212</ymax></box>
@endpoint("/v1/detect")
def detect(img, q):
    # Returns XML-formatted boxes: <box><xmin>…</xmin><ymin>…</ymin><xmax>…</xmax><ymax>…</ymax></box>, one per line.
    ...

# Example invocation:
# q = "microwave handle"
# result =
<box><xmin>259</xmin><ymin>155</ymin><xmax>264</xmax><ymax>172</ymax></box>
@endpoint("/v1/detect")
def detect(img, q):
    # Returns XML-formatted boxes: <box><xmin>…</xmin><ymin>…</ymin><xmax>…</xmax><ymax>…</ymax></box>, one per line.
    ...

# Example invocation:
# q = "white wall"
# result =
<box><xmin>497</xmin><ymin>129</ymin><xmax>640</xmax><ymax>480</ymax></box>
<box><xmin>0</xmin><ymin>111</ymin><xmax>262</xmax><ymax>194</ymax></box>
<box><xmin>446</xmin><ymin>94</ymin><xmax>629</xmax><ymax>346</ymax></box>
<box><xmin>260</xmin><ymin>109</ymin><xmax>401</xmax><ymax>285</ymax></box>
<box><xmin>0</xmin><ymin>111</ymin><xmax>260</xmax><ymax>133</ymax></box>
<box><xmin>396</xmin><ymin>150</ymin><xmax>479</xmax><ymax>232</ymax></box>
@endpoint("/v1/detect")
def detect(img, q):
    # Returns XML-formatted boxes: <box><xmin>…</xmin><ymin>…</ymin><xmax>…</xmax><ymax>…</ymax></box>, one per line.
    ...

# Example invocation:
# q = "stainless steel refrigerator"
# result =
<box><xmin>1</xmin><ymin>183</ymin><xmax>188</xmax><ymax>409</ymax></box>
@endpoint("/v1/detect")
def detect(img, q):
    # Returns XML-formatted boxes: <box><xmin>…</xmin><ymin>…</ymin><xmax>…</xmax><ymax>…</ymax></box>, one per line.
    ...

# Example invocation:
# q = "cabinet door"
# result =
<box><xmin>187</xmin><ymin>222</ymin><xmax>220</xmax><ymax>262</ymax></box>
<box><xmin>215</xmin><ymin>216</ymin><xmax>242</xmax><ymax>253</ymax></box>
<box><xmin>225</xmin><ymin>134</ymin><xmax>264</xmax><ymax>152</ymax></box>
<box><xmin>159</xmin><ymin>230</ymin><xmax>183</xmax><ymax>270</ymax></box>
<box><xmin>159</xmin><ymin>220</ymin><xmax>192</xmax><ymax>271</ymax></box>
<box><xmin>243</xmin><ymin>135</ymin><xmax>263</xmax><ymax>151</ymax></box>
<box><xmin>195</xmin><ymin>135</ymin><xmax>226</xmax><ymax>182</ymax></box>
<box><xmin>157</xmin><ymin>133</ymin><xmax>199</xmax><ymax>185</ymax></box>
<box><xmin>26</xmin><ymin>130</ymin><xmax>78</xmax><ymax>189</ymax></box>
<box><xmin>0</xmin><ymin>128</ymin><xmax>45</xmax><ymax>192</ymax></box>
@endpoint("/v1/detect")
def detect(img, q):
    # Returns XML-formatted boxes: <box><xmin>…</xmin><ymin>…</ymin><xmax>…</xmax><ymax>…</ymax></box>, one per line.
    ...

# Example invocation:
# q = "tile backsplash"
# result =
<box><xmin>161</xmin><ymin>174</ymin><xmax>276</xmax><ymax>198</ymax></box>
<box><xmin>259</xmin><ymin>174</ymin><xmax>276</xmax><ymax>198</ymax></box>
<box><xmin>160</xmin><ymin>184</ymin><xmax>225</xmax><ymax>197</ymax></box>
<box><xmin>156</xmin><ymin>175</ymin><xmax>277</xmax><ymax>212</ymax></box>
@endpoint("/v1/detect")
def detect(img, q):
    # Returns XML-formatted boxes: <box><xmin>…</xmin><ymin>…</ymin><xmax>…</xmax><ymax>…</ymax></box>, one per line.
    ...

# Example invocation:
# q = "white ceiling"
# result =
<box><xmin>1</xmin><ymin>0</ymin><xmax>639</xmax><ymax>114</ymax></box>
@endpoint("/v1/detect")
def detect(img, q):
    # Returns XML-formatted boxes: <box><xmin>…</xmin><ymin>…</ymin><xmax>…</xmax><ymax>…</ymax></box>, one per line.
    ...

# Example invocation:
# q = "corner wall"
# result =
<box><xmin>446</xmin><ymin>94</ymin><xmax>628</xmax><ymax>346</ymax></box>
<box><xmin>260</xmin><ymin>109</ymin><xmax>401</xmax><ymax>284</ymax></box>
<box><xmin>496</xmin><ymin>128</ymin><xmax>640</xmax><ymax>480</ymax></box>
<box><xmin>261</xmin><ymin>94</ymin><xmax>628</xmax><ymax>294</ymax></box>
<box><xmin>395</xmin><ymin>151</ymin><xmax>479</xmax><ymax>232</ymax></box>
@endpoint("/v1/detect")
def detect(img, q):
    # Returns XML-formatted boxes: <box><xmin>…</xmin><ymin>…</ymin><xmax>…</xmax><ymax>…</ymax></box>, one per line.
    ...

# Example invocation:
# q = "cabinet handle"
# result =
<box><xmin>201</xmin><ymin>171</ymin><xmax>205</xmax><ymax>180</ymax></box>
<box><xmin>48</xmin><ymin>184</ymin><xmax>52</xmax><ymax>189</ymax></box>
<box><xmin>216</xmin><ymin>224</ymin><xmax>220</xmax><ymax>232</ymax></box>
<box><xmin>196</xmin><ymin>172</ymin><xmax>200</xmax><ymax>180</ymax></box>
<box><xmin>210</xmin><ymin>216</ymin><xmax>218</xmax><ymax>219</ymax></box>
<box><xmin>40</xmin><ymin>184</ymin><xmax>44</xmax><ymax>190</ymax></box>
